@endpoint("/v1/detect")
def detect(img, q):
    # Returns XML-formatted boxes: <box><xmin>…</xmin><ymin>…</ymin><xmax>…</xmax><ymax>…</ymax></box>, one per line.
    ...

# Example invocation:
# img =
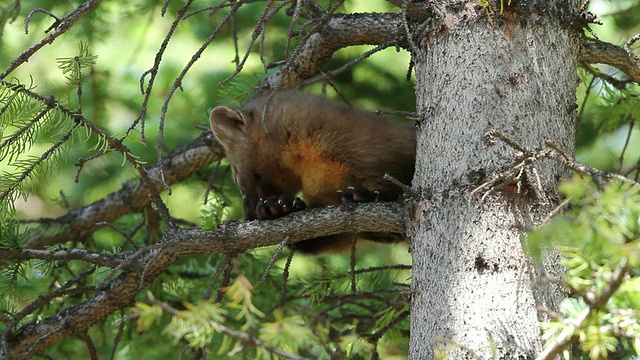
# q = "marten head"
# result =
<box><xmin>210</xmin><ymin>101</ymin><xmax>297</xmax><ymax>220</ymax></box>
<box><xmin>210</xmin><ymin>106</ymin><xmax>252</xmax><ymax>177</ymax></box>
<box><xmin>209</xmin><ymin>105</ymin><xmax>259</xmax><ymax>218</ymax></box>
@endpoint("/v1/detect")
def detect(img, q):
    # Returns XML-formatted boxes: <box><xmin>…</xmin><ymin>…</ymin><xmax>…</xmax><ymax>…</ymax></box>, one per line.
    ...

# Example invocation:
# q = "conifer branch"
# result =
<box><xmin>262</xmin><ymin>9</ymin><xmax>640</xmax><ymax>90</ymax></box>
<box><xmin>0</xmin><ymin>0</ymin><xmax>102</xmax><ymax>79</ymax></box>
<box><xmin>1</xmin><ymin>79</ymin><xmax>175</xmax><ymax>231</ymax></box>
<box><xmin>25</xmin><ymin>131</ymin><xmax>225</xmax><ymax>248</ymax></box>
<box><xmin>2</xmin><ymin>202</ymin><xmax>405</xmax><ymax>359</ymax></box>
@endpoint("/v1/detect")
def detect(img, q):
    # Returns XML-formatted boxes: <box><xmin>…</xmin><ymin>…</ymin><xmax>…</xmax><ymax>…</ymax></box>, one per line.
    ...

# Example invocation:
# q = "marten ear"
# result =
<box><xmin>210</xmin><ymin>106</ymin><xmax>248</xmax><ymax>143</ymax></box>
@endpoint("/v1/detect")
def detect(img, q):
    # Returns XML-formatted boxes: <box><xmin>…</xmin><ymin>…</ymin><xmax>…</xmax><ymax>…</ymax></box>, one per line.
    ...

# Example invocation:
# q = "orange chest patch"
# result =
<box><xmin>280</xmin><ymin>140</ymin><xmax>347</xmax><ymax>198</ymax></box>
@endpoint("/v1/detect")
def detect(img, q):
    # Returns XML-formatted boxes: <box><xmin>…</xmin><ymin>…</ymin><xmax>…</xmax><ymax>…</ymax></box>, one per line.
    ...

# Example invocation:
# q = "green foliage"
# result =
<box><xmin>0</xmin><ymin>219</ymin><xmax>30</xmax><ymax>307</ymax></box>
<box><xmin>134</xmin><ymin>294</ymin><xmax>229</xmax><ymax>350</ymax></box>
<box><xmin>56</xmin><ymin>42</ymin><xmax>98</xmax><ymax>86</ymax></box>
<box><xmin>0</xmin><ymin>218</ymin><xmax>28</xmax><ymax>251</ymax></box>
<box><xmin>0</xmin><ymin>42</ymin><xmax>108</xmax><ymax>216</ymax></box>
<box><xmin>529</xmin><ymin>176</ymin><xmax>640</xmax><ymax>359</ymax></box>
<box><xmin>200</xmin><ymin>191</ymin><xmax>231</xmax><ymax>231</ymax></box>
<box><xmin>3</xmin><ymin>0</ymin><xmax>640</xmax><ymax>358</ymax></box>
<box><xmin>217</xmin><ymin>73</ymin><xmax>269</xmax><ymax>107</ymax></box>
<box><xmin>129</xmin><ymin>252</ymin><xmax>410</xmax><ymax>359</ymax></box>
<box><xmin>258</xmin><ymin>311</ymin><xmax>318</xmax><ymax>358</ymax></box>
<box><xmin>575</xmin><ymin>0</ymin><xmax>640</xmax><ymax>154</ymax></box>
<box><xmin>588</xmin><ymin>82</ymin><xmax>640</xmax><ymax>134</ymax></box>
<box><xmin>0</xmin><ymin>81</ymin><xmax>57</xmax><ymax>213</ymax></box>
<box><xmin>530</xmin><ymin>176</ymin><xmax>640</xmax><ymax>267</ymax></box>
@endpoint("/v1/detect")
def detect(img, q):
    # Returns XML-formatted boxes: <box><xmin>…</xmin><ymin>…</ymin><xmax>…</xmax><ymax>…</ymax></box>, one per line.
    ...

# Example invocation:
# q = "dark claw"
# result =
<box><xmin>292</xmin><ymin>197</ymin><xmax>307</xmax><ymax>212</ymax></box>
<box><xmin>340</xmin><ymin>187</ymin><xmax>380</xmax><ymax>204</ymax></box>
<box><xmin>256</xmin><ymin>195</ymin><xmax>307</xmax><ymax>220</ymax></box>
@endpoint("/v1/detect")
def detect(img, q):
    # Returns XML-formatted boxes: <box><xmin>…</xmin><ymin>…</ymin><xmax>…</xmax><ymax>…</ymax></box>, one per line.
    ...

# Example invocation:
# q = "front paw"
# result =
<box><xmin>339</xmin><ymin>187</ymin><xmax>380</xmax><ymax>204</ymax></box>
<box><xmin>256</xmin><ymin>195</ymin><xmax>307</xmax><ymax>220</ymax></box>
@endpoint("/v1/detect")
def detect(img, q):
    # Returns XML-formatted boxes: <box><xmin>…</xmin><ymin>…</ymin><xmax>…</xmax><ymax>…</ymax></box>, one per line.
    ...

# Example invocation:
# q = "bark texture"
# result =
<box><xmin>409</xmin><ymin>2</ymin><xmax>579</xmax><ymax>358</ymax></box>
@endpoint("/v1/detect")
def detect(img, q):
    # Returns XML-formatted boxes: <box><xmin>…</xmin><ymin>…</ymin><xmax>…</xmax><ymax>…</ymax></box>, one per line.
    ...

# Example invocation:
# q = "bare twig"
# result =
<box><xmin>1</xmin><ymin>0</ymin><xmax>101</xmax><ymax>79</ymax></box>
<box><xmin>383</xmin><ymin>173</ymin><xmax>414</xmax><ymax>196</ymax></box>
<box><xmin>618</xmin><ymin>118</ymin><xmax>635</xmax><ymax>173</ymax></box>
<box><xmin>0</xmin><ymin>248</ymin><xmax>125</xmax><ymax>269</ymax></box>
<box><xmin>219</xmin><ymin>0</ymin><xmax>290</xmax><ymax>86</ymax></box>
<box><xmin>299</xmin><ymin>40</ymin><xmax>399</xmax><ymax>86</ymax></box>
<box><xmin>25</xmin><ymin>131</ymin><xmax>224</xmax><ymax>248</ymax></box>
<box><xmin>261</xmin><ymin>237</ymin><xmax>289</xmax><ymax>283</ymax></box>
<box><xmin>155</xmin><ymin>0</ymin><xmax>245</xmax><ymax>192</ymax></box>
<box><xmin>624</xmin><ymin>32</ymin><xmax>640</xmax><ymax>50</ymax></box>
<box><xmin>263</xmin><ymin>12</ymin><xmax>408</xmax><ymax>90</ymax></box>
<box><xmin>279</xmin><ymin>245</ymin><xmax>294</xmax><ymax>307</ymax></box>
<box><xmin>204</xmin><ymin>254</ymin><xmax>232</xmax><ymax>301</ymax></box>
<box><xmin>350</xmin><ymin>236</ymin><xmax>357</xmax><ymax>293</ymax></box>
<box><xmin>134</xmin><ymin>0</ymin><xmax>196</xmax><ymax>144</ymax></box>
<box><xmin>24</xmin><ymin>8</ymin><xmax>61</xmax><ymax>34</ymax></box>
<box><xmin>477</xmin><ymin>130</ymin><xmax>640</xmax><ymax>195</ymax></box>
<box><xmin>543</xmin><ymin>139</ymin><xmax>640</xmax><ymax>190</ymax></box>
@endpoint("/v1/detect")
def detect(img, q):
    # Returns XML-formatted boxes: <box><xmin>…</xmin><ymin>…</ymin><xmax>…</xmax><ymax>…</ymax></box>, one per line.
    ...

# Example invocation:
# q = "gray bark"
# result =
<box><xmin>409</xmin><ymin>2</ymin><xmax>579</xmax><ymax>358</ymax></box>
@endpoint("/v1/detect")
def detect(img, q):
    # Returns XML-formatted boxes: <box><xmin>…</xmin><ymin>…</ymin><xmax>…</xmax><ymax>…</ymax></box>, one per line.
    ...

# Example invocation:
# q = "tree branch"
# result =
<box><xmin>0</xmin><ymin>248</ymin><xmax>125</xmax><ymax>269</ymax></box>
<box><xmin>263</xmin><ymin>12</ymin><xmax>409</xmax><ymax>90</ymax></box>
<box><xmin>25</xmin><ymin>131</ymin><xmax>224</xmax><ymax>248</ymax></box>
<box><xmin>1</xmin><ymin>0</ymin><xmax>102</xmax><ymax>79</ymax></box>
<box><xmin>19</xmin><ymin>9</ymin><xmax>640</xmax><ymax>251</ymax></box>
<box><xmin>3</xmin><ymin>202</ymin><xmax>406</xmax><ymax>359</ymax></box>
<box><xmin>263</xmin><ymin>11</ymin><xmax>640</xmax><ymax>90</ymax></box>
<box><xmin>578</xmin><ymin>37</ymin><xmax>640</xmax><ymax>85</ymax></box>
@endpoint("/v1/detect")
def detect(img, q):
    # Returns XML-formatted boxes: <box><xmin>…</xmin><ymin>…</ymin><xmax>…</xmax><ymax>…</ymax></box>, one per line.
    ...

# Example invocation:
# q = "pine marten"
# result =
<box><xmin>209</xmin><ymin>91</ymin><xmax>416</xmax><ymax>254</ymax></box>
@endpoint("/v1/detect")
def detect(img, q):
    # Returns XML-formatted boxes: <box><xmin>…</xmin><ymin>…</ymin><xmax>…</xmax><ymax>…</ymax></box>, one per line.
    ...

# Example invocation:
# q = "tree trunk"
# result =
<box><xmin>409</xmin><ymin>2</ymin><xmax>579</xmax><ymax>358</ymax></box>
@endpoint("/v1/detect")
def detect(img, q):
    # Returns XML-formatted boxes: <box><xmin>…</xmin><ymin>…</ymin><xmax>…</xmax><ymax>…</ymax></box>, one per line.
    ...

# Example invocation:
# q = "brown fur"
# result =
<box><xmin>210</xmin><ymin>91</ymin><xmax>416</xmax><ymax>254</ymax></box>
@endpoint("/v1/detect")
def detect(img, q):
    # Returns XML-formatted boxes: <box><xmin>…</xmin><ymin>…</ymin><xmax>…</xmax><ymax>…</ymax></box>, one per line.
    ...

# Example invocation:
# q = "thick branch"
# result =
<box><xmin>264</xmin><ymin>12</ymin><xmax>408</xmax><ymax>89</ymax></box>
<box><xmin>578</xmin><ymin>37</ymin><xmax>640</xmax><ymax>85</ymax></box>
<box><xmin>22</xmin><ymin>11</ymin><xmax>640</xmax><ymax>250</ymax></box>
<box><xmin>264</xmin><ymin>11</ymin><xmax>640</xmax><ymax>89</ymax></box>
<box><xmin>4</xmin><ymin>202</ymin><xmax>405</xmax><ymax>359</ymax></box>
<box><xmin>25</xmin><ymin>131</ymin><xmax>225</xmax><ymax>249</ymax></box>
